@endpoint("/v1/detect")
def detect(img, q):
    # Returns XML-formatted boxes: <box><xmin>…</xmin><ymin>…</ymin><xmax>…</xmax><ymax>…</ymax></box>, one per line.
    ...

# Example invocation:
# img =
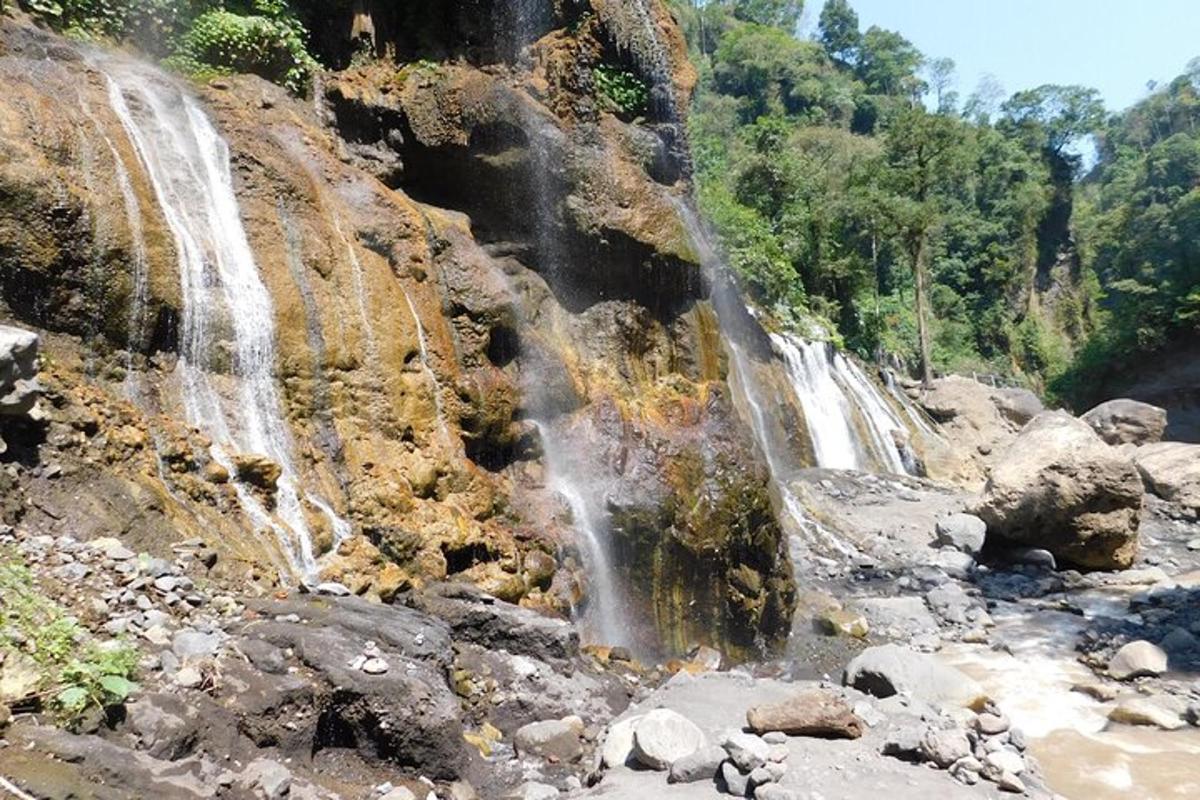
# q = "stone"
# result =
<box><xmin>631</xmin><ymin>709</ymin><xmax>705</xmax><ymax>770</ymax></box>
<box><xmin>844</xmin><ymin>644</ymin><xmax>988</xmax><ymax>711</ymax></box>
<box><xmin>762</xmin><ymin>731</ymin><xmax>787</xmax><ymax>745</ymax></box>
<box><xmin>815</xmin><ymin>608</ymin><xmax>869</xmax><ymax>638</ymax></box>
<box><xmin>983</xmin><ymin>748</ymin><xmax>1025</xmax><ymax>775</ymax></box>
<box><xmin>754</xmin><ymin>786</ymin><xmax>798</xmax><ymax>800</ymax></box>
<box><xmin>935</xmin><ymin>513</ymin><xmax>987</xmax><ymax>555</ymax></box>
<box><xmin>314</xmin><ymin>582</ymin><xmax>351</xmax><ymax>597</ymax></box>
<box><xmin>1108</xmin><ymin>697</ymin><xmax>1185</xmax><ymax>730</ymax></box>
<box><xmin>92</xmin><ymin>537</ymin><xmax>136</xmax><ymax>561</ymax></box>
<box><xmin>601</xmin><ymin>715</ymin><xmax>643</xmax><ymax>768</ymax></box>
<box><xmin>719</xmin><ymin>761</ymin><xmax>750</xmax><ymax>797</ymax></box>
<box><xmin>232</xmin><ymin>454</ymin><xmax>282</xmax><ymax>491</ymax></box>
<box><xmin>667</xmin><ymin>744</ymin><xmax>726</xmax><ymax>783</ymax></box>
<box><xmin>746</xmin><ymin>689</ymin><xmax>863</xmax><ymax>739</ymax></box>
<box><xmin>172</xmin><ymin>629</ymin><xmax>223</xmax><ymax>662</ymax></box>
<box><xmin>920</xmin><ymin>727</ymin><xmax>971</xmax><ymax>768</ymax></box>
<box><xmin>508</xmin><ymin>782</ymin><xmax>558</xmax><ymax>800</ymax></box>
<box><xmin>722</xmin><ymin>731</ymin><xmax>769</xmax><ymax>771</ymax></box>
<box><xmin>514</xmin><ymin>716</ymin><xmax>584</xmax><ymax>763</ymax></box>
<box><xmin>237</xmin><ymin>758</ymin><xmax>292</xmax><ymax>800</ymax></box>
<box><xmin>1108</xmin><ymin>640</ymin><xmax>1168</xmax><ymax>680</ymax></box>
<box><xmin>379</xmin><ymin>789</ymin><xmax>418</xmax><ymax>800</ymax></box>
<box><xmin>1133</xmin><ymin>442</ymin><xmax>1200</xmax><ymax>512</ymax></box>
<box><xmin>0</xmin><ymin>325</ymin><xmax>40</xmax><ymax>419</ymax></box>
<box><xmin>1081</xmin><ymin>399</ymin><xmax>1168</xmax><ymax>446</ymax></box>
<box><xmin>990</xmin><ymin>387</ymin><xmax>1044</xmax><ymax>426</ymax></box>
<box><xmin>972</xmin><ymin>411</ymin><xmax>1143</xmax><ymax>570</ymax></box>
<box><xmin>882</xmin><ymin>724</ymin><xmax>928</xmax><ymax>761</ymax></box>
<box><xmin>975</xmin><ymin>713</ymin><xmax>1010</xmax><ymax>735</ymax></box>
<box><xmin>1160</xmin><ymin>627</ymin><xmax>1199</xmax><ymax>655</ymax></box>
<box><xmin>174</xmin><ymin>667</ymin><xmax>204</xmax><ymax>689</ymax></box>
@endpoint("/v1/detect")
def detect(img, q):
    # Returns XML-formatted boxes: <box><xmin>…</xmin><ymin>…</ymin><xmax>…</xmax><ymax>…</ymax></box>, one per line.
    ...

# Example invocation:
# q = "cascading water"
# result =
<box><xmin>100</xmin><ymin>55</ymin><xmax>344</xmax><ymax>577</ymax></box>
<box><xmin>500</xmin><ymin>1</ymin><xmax>631</xmax><ymax>646</ymax></box>
<box><xmin>773</xmin><ymin>334</ymin><xmax>912</xmax><ymax>474</ymax></box>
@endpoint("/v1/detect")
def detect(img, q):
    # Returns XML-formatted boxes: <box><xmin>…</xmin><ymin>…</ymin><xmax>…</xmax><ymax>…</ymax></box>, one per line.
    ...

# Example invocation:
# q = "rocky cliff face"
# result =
<box><xmin>0</xmin><ymin>2</ymin><xmax>792</xmax><ymax>658</ymax></box>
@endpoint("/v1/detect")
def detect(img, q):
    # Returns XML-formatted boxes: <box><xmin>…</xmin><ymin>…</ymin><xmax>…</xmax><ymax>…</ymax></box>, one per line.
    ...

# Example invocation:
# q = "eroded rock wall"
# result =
<box><xmin>0</xmin><ymin>2</ymin><xmax>792</xmax><ymax>658</ymax></box>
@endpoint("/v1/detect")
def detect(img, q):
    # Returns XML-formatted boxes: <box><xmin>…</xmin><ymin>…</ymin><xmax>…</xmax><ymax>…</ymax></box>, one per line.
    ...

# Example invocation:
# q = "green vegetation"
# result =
<box><xmin>1054</xmin><ymin>63</ymin><xmax>1200</xmax><ymax>403</ymax></box>
<box><xmin>18</xmin><ymin>0</ymin><xmax>318</xmax><ymax>93</ymax></box>
<box><xmin>0</xmin><ymin>553</ymin><xmax>138</xmax><ymax>724</ymax></box>
<box><xmin>671</xmin><ymin>0</ymin><xmax>1116</xmax><ymax>393</ymax></box>
<box><xmin>594</xmin><ymin>64</ymin><xmax>650</xmax><ymax>117</ymax></box>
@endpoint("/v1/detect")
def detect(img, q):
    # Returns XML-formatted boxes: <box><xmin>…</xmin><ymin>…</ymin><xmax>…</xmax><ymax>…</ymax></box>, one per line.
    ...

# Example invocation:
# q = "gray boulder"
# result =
<box><xmin>667</xmin><ymin>744</ymin><xmax>726</xmax><ymax>783</ymax></box>
<box><xmin>990</xmin><ymin>387</ymin><xmax>1044</xmax><ymax>426</ymax></box>
<box><xmin>920</xmin><ymin>727</ymin><xmax>971</xmax><ymax>768</ymax></box>
<box><xmin>1107</xmin><ymin>640</ymin><xmax>1168</xmax><ymax>680</ymax></box>
<box><xmin>1132</xmin><ymin>442</ymin><xmax>1200</xmax><ymax>512</ymax></box>
<box><xmin>934</xmin><ymin>513</ymin><xmax>987</xmax><ymax>555</ymax></box>
<box><xmin>631</xmin><ymin>709</ymin><xmax>705</xmax><ymax>770</ymax></box>
<box><xmin>972</xmin><ymin>411</ymin><xmax>1143</xmax><ymax>570</ymax></box>
<box><xmin>0</xmin><ymin>325</ymin><xmax>39</xmax><ymax>418</ymax></box>
<box><xmin>514</xmin><ymin>716</ymin><xmax>584</xmax><ymax>762</ymax></box>
<box><xmin>1082</xmin><ymin>399</ymin><xmax>1167</xmax><ymax>446</ymax></box>
<box><xmin>843</xmin><ymin>644</ymin><xmax>987</xmax><ymax>711</ymax></box>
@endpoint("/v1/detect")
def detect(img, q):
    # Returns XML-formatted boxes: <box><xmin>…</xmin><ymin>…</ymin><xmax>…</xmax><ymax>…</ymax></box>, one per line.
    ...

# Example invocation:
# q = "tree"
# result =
<box><xmin>923</xmin><ymin>57</ymin><xmax>957</xmax><ymax>114</ymax></box>
<box><xmin>856</xmin><ymin>26</ymin><xmax>924</xmax><ymax>99</ymax></box>
<box><xmin>881</xmin><ymin>107</ymin><xmax>970</xmax><ymax>383</ymax></box>
<box><xmin>963</xmin><ymin>74</ymin><xmax>1005</xmax><ymax>125</ymax></box>
<box><xmin>732</xmin><ymin>0</ymin><xmax>804</xmax><ymax>31</ymax></box>
<box><xmin>1000</xmin><ymin>84</ymin><xmax>1105</xmax><ymax>158</ymax></box>
<box><xmin>818</xmin><ymin>0</ymin><xmax>860</xmax><ymax>66</ymax></box>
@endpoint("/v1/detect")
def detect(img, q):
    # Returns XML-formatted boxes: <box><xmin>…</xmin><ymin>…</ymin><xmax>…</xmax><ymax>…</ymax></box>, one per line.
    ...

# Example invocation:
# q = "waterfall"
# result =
<box><xmin>100</xmin><ymin>55</ymin><xmax>343</xmax><ymax>578</ymax></box>
<box><xmin>773</xmin><ymin>335</ymin><xmax>912</xmax><ymax>474</ymax></box>
<box><xmin>402</xmin><ymin>289</ymin><xmax>453</xmax><ymax>449</ymax></box>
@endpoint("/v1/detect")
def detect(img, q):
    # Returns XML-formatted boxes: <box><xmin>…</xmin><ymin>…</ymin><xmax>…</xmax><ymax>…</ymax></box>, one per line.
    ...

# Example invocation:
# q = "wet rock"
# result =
<box><xmin>935</xmin><ymin>513</ymin><xmax>987</xmax><ymax>555</ymax></box>
<box><xmin>1108</xmin><ymin>640</ymin><xmax>1168</xmax><ymax>680</ymax></box>
<box><xmin>667</xmin><ymin>744</ymin><xmax>726</xmax><ymax>783</ymax></box>
<box><xmin>1082</xmin><ymin>399</ymin><xmax>1167</xmax><ymax>446</ymax></box>
<box><xmin>232</xmin><ymin>453</ymin><xmax>282</xmax><ymax>491</ymax></box>
<box><xmin>1108</xmin><ymin>697</ymin><xmax>1185</xmax><ymax>730</ymax></box>
<box><xmin>973</xmin><ymin>411</ymin><xmax>1143</xmax><ymax>570</ymax></box>
<box><xmin>844</xmin><ymin>644</ymin><xmax>988</xmax><ymax>711</ymax></box>
<box><xmin>632</xmin><ymin>709</ymin><xmax>705</xmax><ymax>770</ymax></box>
<box><xmin>746</xmin><ymin>689</ymin><xmax>864</xmax><ymax>739</ymax></box>
<box><xmin>514</xmin><ymin>715</ymin><xmax>584</xmax><ymax>762</ymax></box>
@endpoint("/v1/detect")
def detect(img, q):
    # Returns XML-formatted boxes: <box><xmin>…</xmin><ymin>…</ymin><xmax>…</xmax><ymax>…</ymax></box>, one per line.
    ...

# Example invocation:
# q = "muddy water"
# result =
<box><xmin>942</xmin><ymin>597</ymin><xmax>1200</xmax><ymax>800</ymax></box>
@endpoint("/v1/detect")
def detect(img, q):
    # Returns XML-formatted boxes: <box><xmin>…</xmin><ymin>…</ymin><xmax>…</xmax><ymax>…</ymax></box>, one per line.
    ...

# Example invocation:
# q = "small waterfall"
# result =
<box><xmin>109</xmin><ymin>138</ymin><xmax>151</xmax><ymax>399</ymax></box>
<box><xmin>331</xmin><ymin>215</ymin><xmax>377</xmax><ymax>361</ymax></box>
<box><xmin>773</xmin><ymin>335</ymin><xmax>912</xmax><ymax>474</ymax></box>
<box><xmin>402</xmin><ymin>290</ymin><xmax>453</xmax><ymax>449</ymax></box>
<box><xmin>100</xmin><ymin>55</ymin><xmax>343</xmax><ymax>578</ymax></box>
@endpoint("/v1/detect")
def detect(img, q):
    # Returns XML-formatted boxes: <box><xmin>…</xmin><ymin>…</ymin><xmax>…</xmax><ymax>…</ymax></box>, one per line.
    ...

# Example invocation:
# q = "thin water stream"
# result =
<box><xmin>100</xmin><ymin>54</ymin><xmax>345</xmax><ymax>578</ymax></box>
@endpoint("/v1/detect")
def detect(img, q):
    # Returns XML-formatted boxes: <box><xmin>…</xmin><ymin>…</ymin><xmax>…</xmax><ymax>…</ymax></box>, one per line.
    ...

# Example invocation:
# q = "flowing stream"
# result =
<box><xmin>100</xmin><ymin>55</ymin><xmax>344</xmax><ymax>577</ymax></box>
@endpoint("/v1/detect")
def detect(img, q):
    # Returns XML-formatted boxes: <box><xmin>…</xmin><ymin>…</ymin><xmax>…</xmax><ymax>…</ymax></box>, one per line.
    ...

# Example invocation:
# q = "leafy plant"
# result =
<box><xmin>0</xmin><ymin>553</ymin><xmax>139</xmax><ymax>723</ymax></box>
<box><xmin>593</xmin><ymin>64</ymin><xmax>649</xmax><ymax>117</ymax></box>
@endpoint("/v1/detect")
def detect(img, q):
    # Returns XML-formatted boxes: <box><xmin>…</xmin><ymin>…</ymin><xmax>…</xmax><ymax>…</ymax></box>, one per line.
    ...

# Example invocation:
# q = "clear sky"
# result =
<box><xmin>801</xmin><ymin>0</ymin><xmax>1200</xmax><ymax>112</ymax></box>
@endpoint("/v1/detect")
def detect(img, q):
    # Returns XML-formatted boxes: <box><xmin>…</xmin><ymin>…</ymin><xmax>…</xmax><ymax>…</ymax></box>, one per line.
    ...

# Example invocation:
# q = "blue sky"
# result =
<box><xmin>802</xmin><ymin>0</ymin><xmax>1200</xmax><ymax>112</ymax></box>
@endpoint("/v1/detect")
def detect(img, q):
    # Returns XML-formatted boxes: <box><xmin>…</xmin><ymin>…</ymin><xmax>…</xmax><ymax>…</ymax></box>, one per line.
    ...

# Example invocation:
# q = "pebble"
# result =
<box><xmin>175</xmin><ymin>666</ymin><xmax>204</xmax><ymax>689</ymax></box>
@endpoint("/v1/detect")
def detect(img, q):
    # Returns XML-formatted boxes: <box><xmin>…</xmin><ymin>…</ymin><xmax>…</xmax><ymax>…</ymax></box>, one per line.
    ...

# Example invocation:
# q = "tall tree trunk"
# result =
<box><xmin>913</xmin><ymin>230</ymin><xmax>934</xmax><ymax>386</ymax></box>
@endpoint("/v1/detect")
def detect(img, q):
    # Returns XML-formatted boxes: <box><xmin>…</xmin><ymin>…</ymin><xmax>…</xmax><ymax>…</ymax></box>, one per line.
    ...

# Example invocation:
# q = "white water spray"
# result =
<box><xmin>101</xmin><ymin>55</ymin><xmax>343</xmax><ymax>577</ymax></box>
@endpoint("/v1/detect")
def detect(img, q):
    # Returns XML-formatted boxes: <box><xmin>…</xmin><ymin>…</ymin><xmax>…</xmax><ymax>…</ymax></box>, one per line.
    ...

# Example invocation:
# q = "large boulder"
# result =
<box><xmin>843</xmin><ymin>644</ymin><xmax>988</xmax><ymax>711</ymax></box>
<box><xmin>972</xmin><ymin>411</ymin><xmax>1143</xmax><ymax>570</ymax></box>
<box><xmin>1131</xmin><ymin>442</ymin><xmax>1200</xmax><ymax>513</ymax></box>
<box><xmin>1082</xmin><ymin>399</ymin><xmax>1168</xmax><ymax>446</ymax></box>
<box><xmin>631</xmin><ymin>709</ymin><xmax>706</xmax><ymax>770</ymax></box>
<box><xmin>991</xmin><ymin>387</ymin><xmax>1044</xmax><ymax>427</ymax></box>
<box><xmin>0</xmin><ymin>325</ymin><xmax>39</xmax><ymax>418</ymax></box>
